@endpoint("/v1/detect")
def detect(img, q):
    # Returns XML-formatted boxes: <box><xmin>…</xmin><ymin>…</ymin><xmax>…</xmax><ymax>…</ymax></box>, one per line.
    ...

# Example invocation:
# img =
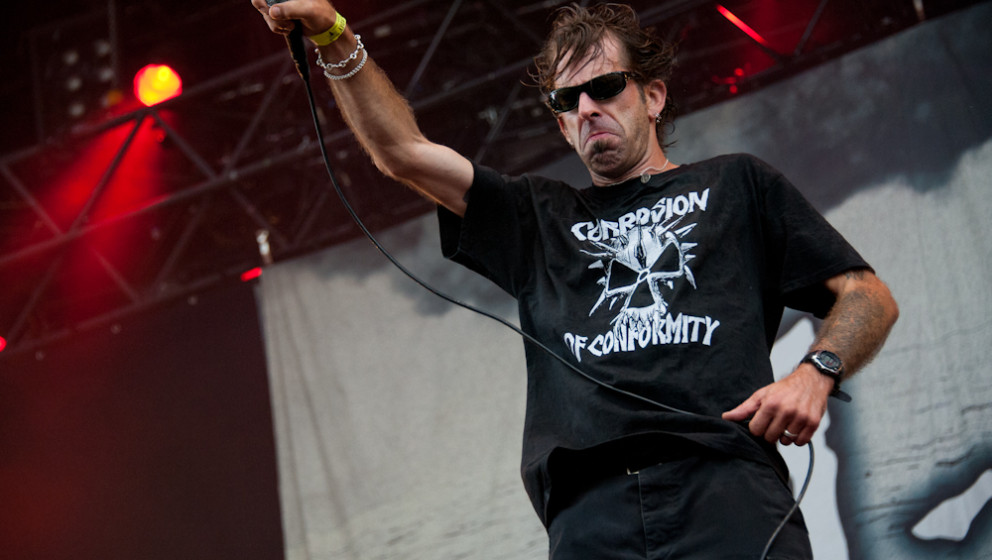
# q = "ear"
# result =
<box><xmin>644</xmin><ymin>79</ymin><xmax>668</xmax><ymax>119</ymax></box>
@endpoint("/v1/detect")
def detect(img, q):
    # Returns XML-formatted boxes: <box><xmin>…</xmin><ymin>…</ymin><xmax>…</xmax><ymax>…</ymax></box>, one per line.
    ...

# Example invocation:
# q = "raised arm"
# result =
<box><xmin>251</xmin><ymin>0</ymin><xmax>473</xmax><ymax>216</ymax></box>
<box><xmin>723</xmin><ymin>268</ymin><xmax>899</xmax><ymax>445</ymax></box>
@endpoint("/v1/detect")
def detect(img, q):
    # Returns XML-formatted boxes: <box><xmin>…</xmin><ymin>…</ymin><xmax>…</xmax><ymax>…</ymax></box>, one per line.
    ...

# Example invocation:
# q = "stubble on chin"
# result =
<box><xmin>586</xmin><ymin>138</ymin><xmax>622</xmax><ymax>173</ymax></box>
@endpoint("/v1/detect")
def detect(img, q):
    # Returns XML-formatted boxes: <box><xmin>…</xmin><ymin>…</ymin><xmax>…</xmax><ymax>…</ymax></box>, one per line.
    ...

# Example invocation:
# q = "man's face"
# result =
<box><xmin>554</xmin><ymin>36</ymin><xmax>664</xmax><ymax>184</ymax></box>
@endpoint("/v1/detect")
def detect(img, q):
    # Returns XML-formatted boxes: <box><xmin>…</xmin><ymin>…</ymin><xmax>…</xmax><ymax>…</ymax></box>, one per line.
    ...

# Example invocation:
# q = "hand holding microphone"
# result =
<box><xmin>252</xmin><ymin>0</ymin><xmax>339</xmax><ymax>38</ymax></box>
<box><xmin>253</xmin><ymin>0</ymin><xmax>355</xmax><ymax>80</ymax></box>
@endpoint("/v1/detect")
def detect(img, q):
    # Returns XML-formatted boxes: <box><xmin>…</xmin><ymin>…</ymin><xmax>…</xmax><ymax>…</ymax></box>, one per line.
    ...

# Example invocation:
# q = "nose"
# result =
<box><xmin>576</xmin><ymin>92</ymin><xmax>602</xmax><ymax>118</ymax></box>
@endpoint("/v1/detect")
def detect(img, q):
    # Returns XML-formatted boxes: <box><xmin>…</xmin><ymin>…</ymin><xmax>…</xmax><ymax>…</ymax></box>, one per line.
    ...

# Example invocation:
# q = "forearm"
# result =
<box><xmin>317</xmin><ymin>31</ymin><xmax>471</xmax><ymax>213</ymax></box>
<box><xmin>259</xmin><ymin>1</ymin><xmax>471</xmax><ymax>214</ymax></box>
<box><xmin>318</xmin><ymin>30</ymin><xmax>473</xmax><ymax>213</ymax></box>
<box><xmin>318</xmin><ymin>31</ymin><xmax>423</xmax><ymax>178</ymax></box>
<box><xmin>812</xmin><ymin>269</ymin><xmax>900</xmax><ymax>380</ymax></box>
<box><xmin>724</xmin><ymin>270</ymin><xmax>898</xmax><ymax>443</ymax></box>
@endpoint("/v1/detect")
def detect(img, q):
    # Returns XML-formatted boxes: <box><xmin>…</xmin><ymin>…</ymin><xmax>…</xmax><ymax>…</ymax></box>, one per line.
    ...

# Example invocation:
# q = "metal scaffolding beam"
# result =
<box><xmin>0</xmin><ymin>0</ymin><xmax>939</xmax><ymax>356</ymax></box>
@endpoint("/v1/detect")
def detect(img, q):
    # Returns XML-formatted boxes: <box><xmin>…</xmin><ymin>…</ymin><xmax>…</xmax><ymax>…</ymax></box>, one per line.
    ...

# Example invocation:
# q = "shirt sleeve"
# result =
<box><xmin>437</xmin><ymin>163</ymin><xmax>538</xmax><ymax>297</ymax></box>
<box><xmin>751</xmin><ymin>156</ymin><xmax>872</xmax><ymax>318</ymax></box>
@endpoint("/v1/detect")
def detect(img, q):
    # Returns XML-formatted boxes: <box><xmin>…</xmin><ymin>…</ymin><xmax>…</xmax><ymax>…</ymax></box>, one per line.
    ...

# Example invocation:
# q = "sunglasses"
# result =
<box><xmin>547</xmin><ymin>71</ymin><xmax>636</xmax><ymax>113</ymax></box>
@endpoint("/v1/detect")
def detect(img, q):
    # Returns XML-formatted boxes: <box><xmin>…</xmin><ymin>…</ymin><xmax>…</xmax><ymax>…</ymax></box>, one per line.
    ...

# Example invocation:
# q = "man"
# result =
<box><xmin>253</xmin><ymin>2</ymin><xmax>899</xmax><ymax>558</ymax></box>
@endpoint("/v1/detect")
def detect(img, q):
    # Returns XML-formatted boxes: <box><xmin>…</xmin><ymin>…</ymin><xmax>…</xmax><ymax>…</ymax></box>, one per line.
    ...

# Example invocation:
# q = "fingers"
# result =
<box><xmin>725</xmin><ymin>383</ymin><xmax>823</xmax><ymax>447</ymax></box>
<box><xmin>780</xmin><ymin>429</ymin><xmax>799</xmax><ymax>445</ymax></box>
<box><xmin>721</xmin><ymin>393</ymin><xmax>760</xmax><ymax>422</ymax></box>
<box><xmin>760</xmin><ymin>400</ymin><xmax>819</xmax><ymax>446</ymax></box>
<box><xmin>266</xmin><ymin>1</ymin><xmax>291</xmax><ymax>21</ymax></box>
<box><xmin>273</xmin><ymin>21</ymin><xmax>297</xmax><ymax>35</ymax></box>
<box><xmin>778</xmin><ymin>427</ymin><xmax>807</xmax><ymax>446</ymax></box>
<box><xmin>251</xmin><ymin>0</ymin><xmax>284</xmax><ymax>33</ymax></box>
<box><xmin>253</xmin><ymin>0</ymin><xmax>337</xmax><ymax>36</ymax></box>
<box><xmin>251</xmin><ymin>0</ymin><xmax>305</xmax><ymax>35</ymax></box>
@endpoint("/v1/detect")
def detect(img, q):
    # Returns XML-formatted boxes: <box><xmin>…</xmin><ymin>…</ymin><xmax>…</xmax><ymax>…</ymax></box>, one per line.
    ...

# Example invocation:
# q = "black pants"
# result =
<box><xmin>547</xmin><ymin>454</ymin><xmax>813</xmax><ymax>560</ymax></box>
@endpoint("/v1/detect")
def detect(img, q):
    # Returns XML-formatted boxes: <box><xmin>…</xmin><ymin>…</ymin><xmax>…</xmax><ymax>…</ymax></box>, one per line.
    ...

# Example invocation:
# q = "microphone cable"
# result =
<box><xmin>283</xmin><ymin>36</ymin><xmax>813</xmax><ymax>560</ymax></box>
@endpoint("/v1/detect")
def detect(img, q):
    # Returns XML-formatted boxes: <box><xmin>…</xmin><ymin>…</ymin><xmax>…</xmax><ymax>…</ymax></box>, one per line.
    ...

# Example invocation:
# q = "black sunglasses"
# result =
<box><xmin>547</xmin><ymin>71</ymin><xmax>636</xmax><ymax>113</ymax></box>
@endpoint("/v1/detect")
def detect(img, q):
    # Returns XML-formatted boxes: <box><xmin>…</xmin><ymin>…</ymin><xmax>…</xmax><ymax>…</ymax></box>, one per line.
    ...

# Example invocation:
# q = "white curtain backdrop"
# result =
<box><xmin>259</xmin><ymin>218</ymin><xmax>546</xmax><ymax>560</ymax></box>
<box><xmin>259</xmin><ymin>5</ymin><xmax>992</xmax><ymax>559</ymax></box>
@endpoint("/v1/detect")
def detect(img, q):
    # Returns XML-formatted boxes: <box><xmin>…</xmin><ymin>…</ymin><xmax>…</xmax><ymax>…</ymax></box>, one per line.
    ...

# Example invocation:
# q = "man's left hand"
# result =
<box><xmin>721</xmin><ymin>364</ymin><xmax>834</xmax><ymax>446</ymax></box>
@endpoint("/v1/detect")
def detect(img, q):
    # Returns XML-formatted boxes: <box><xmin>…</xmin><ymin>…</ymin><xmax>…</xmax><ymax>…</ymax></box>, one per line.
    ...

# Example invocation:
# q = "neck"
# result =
<box><xmin>637</xmin><ymin>155</ymin><xmax>670</xmax><ymax>183</ymax></box>
<box><xmin>593</xmin><ymin>154</ymin><xmax>673</xmax><ymax>187</ymax></box>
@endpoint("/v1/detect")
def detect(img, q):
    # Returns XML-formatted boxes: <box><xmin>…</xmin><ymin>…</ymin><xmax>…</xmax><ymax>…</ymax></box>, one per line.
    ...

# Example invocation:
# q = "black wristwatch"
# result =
<box><xmin>801</xmin><ymin>350</ymin><xmax>852</xmax><ymax>402</ymax></box>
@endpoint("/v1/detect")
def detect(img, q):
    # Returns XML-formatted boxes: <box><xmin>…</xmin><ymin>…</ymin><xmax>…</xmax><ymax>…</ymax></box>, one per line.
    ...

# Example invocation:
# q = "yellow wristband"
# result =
<box><xmin>308</xmin><ymin>12</ymin><xmax>347</xmax><ymax>46</ymax></box>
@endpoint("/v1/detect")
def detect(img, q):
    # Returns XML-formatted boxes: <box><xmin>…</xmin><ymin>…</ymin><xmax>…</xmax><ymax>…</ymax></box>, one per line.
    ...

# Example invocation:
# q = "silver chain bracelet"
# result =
<box><xmin>315</xmin><ymin>34</ymin><xmax>368</xmax><ymax>80</ymax></box>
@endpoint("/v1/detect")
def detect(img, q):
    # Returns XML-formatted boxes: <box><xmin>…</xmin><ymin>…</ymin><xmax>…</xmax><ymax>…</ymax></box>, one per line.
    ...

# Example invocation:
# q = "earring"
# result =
<box><xmin>655</xmin><ymin>113</ymin><xmax>663</xmax><ymax>123</ymax></box>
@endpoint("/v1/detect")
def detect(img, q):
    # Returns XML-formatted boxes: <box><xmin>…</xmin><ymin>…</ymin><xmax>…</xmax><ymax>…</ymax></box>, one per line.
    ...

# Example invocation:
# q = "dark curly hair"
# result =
<box><xmin>532</xmin><ymin>3</ymin><xmax>678</xmax><ymax>147</ymax></box>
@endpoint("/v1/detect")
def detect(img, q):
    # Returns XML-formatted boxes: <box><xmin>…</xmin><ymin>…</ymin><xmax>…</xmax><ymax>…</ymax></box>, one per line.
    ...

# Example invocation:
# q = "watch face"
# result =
<box><xmin>814</xmin><ymin>351</ymin><xmax>842</xmax><ymax>373</ymax></box>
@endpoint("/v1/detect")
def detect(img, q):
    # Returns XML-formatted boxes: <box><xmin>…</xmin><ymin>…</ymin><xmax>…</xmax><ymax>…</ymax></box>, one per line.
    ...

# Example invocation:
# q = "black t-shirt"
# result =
<box><xmin>438</xmin><ymin>154</ymin><xmax>870</xmax><ymax>525</ymax></box>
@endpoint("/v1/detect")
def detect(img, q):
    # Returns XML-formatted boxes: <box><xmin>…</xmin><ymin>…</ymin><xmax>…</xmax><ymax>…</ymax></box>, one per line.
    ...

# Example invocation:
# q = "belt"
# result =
<box><xmin>587</xmin><ymin>442</ymin><xmax>704</xmax><ymax>479</ymax></box>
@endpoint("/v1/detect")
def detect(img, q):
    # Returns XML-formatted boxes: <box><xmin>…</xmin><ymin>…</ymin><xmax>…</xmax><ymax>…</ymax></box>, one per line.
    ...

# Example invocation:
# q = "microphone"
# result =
<box><xmin>266</xmin><ymin>0</ymin><xmax>309</xmax><ymax>80</ymax></box>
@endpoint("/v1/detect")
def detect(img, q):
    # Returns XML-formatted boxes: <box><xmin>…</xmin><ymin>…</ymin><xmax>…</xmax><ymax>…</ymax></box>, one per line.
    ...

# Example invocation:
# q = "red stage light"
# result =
<box><xmin>717</xmin><ymin>5</ymin><xmax>776</xmax><ymax>52</ymax></box>
<box><xmin>134</xmin><ymin>64</ymin><xmax>182</xmax><ymax>107</ymax></box>
<box><xmin>241</xmin><ymin>268</ymin><xmax>263</xmax><ymax>282</ymax></box>
<box><xmin>0</xmin><ymin>335</ymin><xmax>7</xmax><ymax>353</ymax></box>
